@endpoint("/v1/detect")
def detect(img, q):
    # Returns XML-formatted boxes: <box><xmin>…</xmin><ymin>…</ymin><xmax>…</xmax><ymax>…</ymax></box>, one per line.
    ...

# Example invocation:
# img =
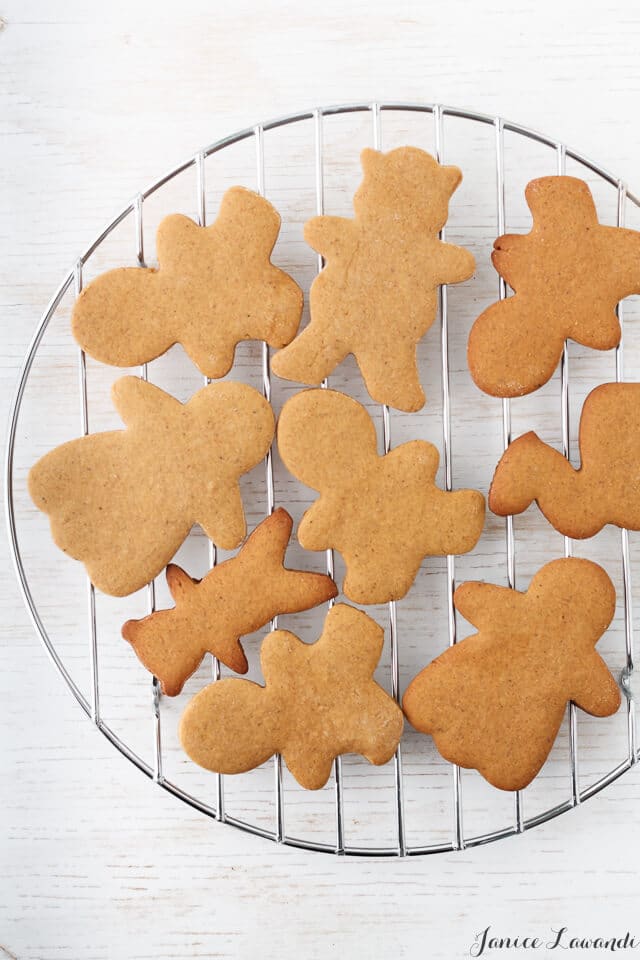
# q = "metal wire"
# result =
<box><xmin>6</xmin><ymin>102</ymin><xmax>639</xmax><ymax>857</ymax></box>
<box><xmin>313</xmin><ymin>107</ymin><xmax>345</xmax><ymax>855</ymax></box>
<box><xmin>74</xmin><ymin>260</ymin><xmax>100</xmax><ymax>725</ymax></box>
<box><xmin>372</xmin><ymin>101</ymin><xmax>407</xmax><ymax>857</ymax></box>
<box><xmin>134</xmin><ymin>193</ymin><xmax>163</xmax><ymax>784</ymax></box>
<box><xmin>195</xmin><ymin>150</ymin><xmax>224</xmax><ymax>820</ymax></box>
<box><xmin>615</xmin><ymin>181</ymin><xmax>639</xmax><ymax>764</ymax></box>
<box><xmin>494</xmin><ymin>117</ymin><xmax>524</xmax><ymax>834</ymax></box>
<box><xmin>554</xmin><ymin>144</ymin><xmax>580</xmax><ymax>806</ymax></box>
<box><xmin>254</xmin><ymin>123</ymin><xmax>285</xmax><ymax>843</ymax></box>
<box><xmin>433</xmin><ymin>103</ymin><xmax>464</xmax><ymax>851</ymax></box>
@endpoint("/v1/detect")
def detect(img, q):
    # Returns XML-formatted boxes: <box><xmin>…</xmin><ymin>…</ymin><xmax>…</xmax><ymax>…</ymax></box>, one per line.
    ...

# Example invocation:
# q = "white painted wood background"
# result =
<box><xmin>3</xmin><ymin>1</ymin><xmax>640</xmax><ymax>958</ymax></box>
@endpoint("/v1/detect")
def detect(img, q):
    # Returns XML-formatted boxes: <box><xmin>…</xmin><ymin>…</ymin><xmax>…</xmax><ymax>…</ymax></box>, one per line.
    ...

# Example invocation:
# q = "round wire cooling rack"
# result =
<box><xmin>6</xmin><ymin>102</ymin><xmax>640</xmax><ymax>857</ymax></box>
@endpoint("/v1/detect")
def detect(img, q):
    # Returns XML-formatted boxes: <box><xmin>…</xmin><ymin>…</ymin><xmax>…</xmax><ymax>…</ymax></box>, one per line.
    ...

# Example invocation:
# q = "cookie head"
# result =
<box><xmin>356</xmin><ymin>147</ymin><xmax>462</xmax><ymax>228</ymax></box>
<box><xmin>277</xmin><ymin>387</ymin><xmax>378</xmax><ymax>492</ymax></box>
<box><xmin>185</xmin><ymin>380</ymin><xmax>275</xmax><ymax>477</ymax></box>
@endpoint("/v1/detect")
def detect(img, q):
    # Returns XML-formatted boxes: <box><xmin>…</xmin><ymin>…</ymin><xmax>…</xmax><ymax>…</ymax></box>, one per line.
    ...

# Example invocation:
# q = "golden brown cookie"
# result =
<box><xmin>271</xmin><ymin>147</ymin><xmax>475</xmax><ymax>412</ymax></box>
<box><xmin>72</xmin><ymin>187</ymin><xmax>303</xmax><ymax>378</ymax></box>
<box><xmin>468</xmin><ymin>176</ymin><xmax>640</xmax><ymax>397</ymax></box>
<box><xmin>277</xmin><ymin>388</ymin><xmax>485</xmax><ymax>603</ymax></box>
<box><xmin>403</xmin><ymin>558</ymin><xmax>620</xmax><ymax>791</ymax></box>
<box><xmin>179</xmin><ymin>603</ymin><xmax>404</xmax><ymax>790</ymax></box>
<box><xmin>489</xmin><ymin>383</ymin><xmax>640</xmax><ymax>538</ymax></box>
<box><xmin>28</xmin><ymin>376</ymin><xmax>274</xmax><ymax>596</ymax></box>
<box><xmin>121</xmin><ymin>508</ymin><xmax>337</xmax><ymax>695</ymax></box>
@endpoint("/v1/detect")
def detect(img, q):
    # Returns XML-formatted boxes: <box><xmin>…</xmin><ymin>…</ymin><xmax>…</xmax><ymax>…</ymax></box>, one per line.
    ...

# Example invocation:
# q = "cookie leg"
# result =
<box><xmin>197</xmin><ymin>483</ymin><xmax>247</xmax><ymax>551</ymax></box>
<box><xmin>570</xmin><ymin>306</ymin><xmax>621</xmax><ymax>351</ymax></box>
<box><xmin>284</xmin><ymin>742</ymin><xmax>336</xmax><ymax>790</ymax></box>
<box><xmin>571</xmin><ymin>651</ymin><xmax>621</xmax><ymax>717</ymax></box>
<box><xmin>355</xmin><ymin>343</ymin><xmax>425</xmax><ymax>412</ymax></box>
<box><xmin>183</xmin><ymin>331</ymin><xmax>237</xmax><ymax>380</ymax></box>
<box><xmin>271</xmin><ymin>323</ymin><xmax>348</xmax><ymax>385</ymax></box>
<box><xmin>342</xmin><ymin>553</ymin><xmax>421</xmax><ymax>604</ymax></box>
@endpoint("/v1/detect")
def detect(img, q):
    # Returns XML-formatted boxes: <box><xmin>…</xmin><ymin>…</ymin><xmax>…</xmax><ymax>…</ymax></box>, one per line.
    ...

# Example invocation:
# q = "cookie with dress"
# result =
<box><xmin>28</xmin><ymin>377</ymin><xmax>274</xmax><ymax>596</ymax></box>
<box><xmin>403</xmin><ymin>558</ymin><xmax>621</xmax><ymax>791</ymax></box>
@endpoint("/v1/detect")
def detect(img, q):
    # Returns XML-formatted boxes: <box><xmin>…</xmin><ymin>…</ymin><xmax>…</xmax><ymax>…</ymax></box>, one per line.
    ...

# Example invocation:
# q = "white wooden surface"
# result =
<box><xmin>3</xmin><ymin>2</ymin><xmax>640</xmax><ymax>958</ymax></box>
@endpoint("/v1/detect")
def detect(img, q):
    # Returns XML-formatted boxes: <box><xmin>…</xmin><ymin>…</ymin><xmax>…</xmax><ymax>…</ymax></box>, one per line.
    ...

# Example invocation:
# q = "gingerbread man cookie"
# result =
<box><xmin>468</xmin><ymin>176</ymin><xmax>640</xmax><ymax>397</ymax></box>
<box><xmin>271</xmin><ymin>147</ymin><xmax>475</xmax><ymax>412</ymax></box>
<box><xmin>403</xmin><ymin>558</ymin><xmax>620</xmax><ymax>791</ymax></box>
<box><xmin>277</xmin><ymin>388</ymin><xmax>485</xmax><ymax>603</ymax></box>
<box><xmin>29</xmin><ymin>377</ymin><xmax>274</xmax><ymax>596</ymax></box>
<box><xmin>489</xmin><ymin>383</ymin><xmax>640</xmax><ymax>538</ymax></box>
<box><xmin>122</xmin><ymin>509</ymin><xmax>337</xmax><ymax>695</ymax></box>
<box><xmin>72</xmin><ymin>187</ymin><xmax>303</xmax><ymax>378</ymax></box>
<box><xmin>179</xmin><ymin>603</ymin><xmax>404</xmax><ymax>790</ymax></box>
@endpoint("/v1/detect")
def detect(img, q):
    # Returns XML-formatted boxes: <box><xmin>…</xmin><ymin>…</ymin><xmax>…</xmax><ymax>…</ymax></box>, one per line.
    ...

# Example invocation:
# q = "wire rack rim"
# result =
<box><xmin>5</xmin><ymin>101</ymin><xmax>640</xmax><ymax>858</ymax></box>
<box><xmin>60</xmin><ymin>101</ymin><xmax>639</xmax><ymax>270</ymax></box>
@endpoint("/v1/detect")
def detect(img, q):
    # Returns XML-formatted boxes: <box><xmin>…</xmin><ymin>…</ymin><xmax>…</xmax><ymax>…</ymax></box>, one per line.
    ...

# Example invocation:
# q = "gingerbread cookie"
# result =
<box><xmin>277</xmin><ymin>388</ymin><xmax>485</xmax><ymax>604</ymax></box>
<box><xmin>403</xmin><ymin>558</ymin><xmax>620</xmax><ymax>791</ymax></box>
<box><xmin>122</xmin><ymin>509</ymin><xmax>337</xmax><ymax>695</ymax></box>
<box><xmin>29</xmin><ymin>376</ymin><xmax>274</xmax><ymax>596</ymax></box>
<box><xmin>468</xmin><ymin>176</ymin><xmax>640</xmax><ymax>397</ymax></box>
<box><xmin>271</xmin><ymin>147</ymin><xmax>475</xmax><ymax>412</ymax></box>
<box><xmin>489</xmin><ymin>383</ymin><xmax>640</xmax><ymax>538</ymax></box>
<box><xmin>72</xmin><ymin>187</ymin><xmax>303</xmax><ymax>378</ymax></box>
<box><xmin>179</xmin><ymin>603</ymin><xmax>404</xmax><ymax>790</ymax></box>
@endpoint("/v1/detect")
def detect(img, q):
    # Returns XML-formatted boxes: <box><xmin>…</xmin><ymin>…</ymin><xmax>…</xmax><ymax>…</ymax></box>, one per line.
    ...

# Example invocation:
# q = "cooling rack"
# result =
<box><xmin>6</xmin><ymin>102</ymin><xmax>640</xmax><ymax>857</ymax></box>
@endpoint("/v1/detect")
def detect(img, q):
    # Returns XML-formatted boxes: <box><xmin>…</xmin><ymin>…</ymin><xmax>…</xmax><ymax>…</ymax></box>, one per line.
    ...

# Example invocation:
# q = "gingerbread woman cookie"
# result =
<box><xmin>271</xmin><ymin>147</ymin><xmax>475</xmax><ymax>412</ymax></box>
<box><xmin>403</xmin><ymin>558</ymin><xmax>620</xmax><ymax>791</ymax></box>
<box><xmin>468</xmin><ymin>176</ymin><xmax>640</xmax><ymax>397</ymax></box>
<box><xmin>29</xmin><ymin>376</ymin><xmax>274</xmax><ymax>596</ymax></box>
<box><xmin>179</xmin><ymin>604</ymin><xmax>404</xmax><ymax>790</ymax></box>
<box><xmin>72</xmin><ymin>187</ymin><xmax>303</xmax><ymax>378</ymax></box>
<box><xmin>277</xmin><ymin>388</ymin><xmax>485</xmax><ymax>603</ymax></box>
<box><xmin>489</xmin><ymin>383</ymin><xmax>640</xmax><ymax>538</ymax></box>
<box><xmin>122</xmin><ymin>509</ymin><xmax>337</xmax><ymax>695</ymax></box>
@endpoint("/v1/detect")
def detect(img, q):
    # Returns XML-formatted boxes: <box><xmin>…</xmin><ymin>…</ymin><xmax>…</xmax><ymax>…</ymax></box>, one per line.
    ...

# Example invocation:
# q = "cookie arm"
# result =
<box><xmin>156</xmin><ymin>214</ymin><xmax>203</xmax><ymax>271</ymax></box>
<box><xmin>304</xmin><ymin>216</ymin><xmax>357</xmax><ymax>261</ymax></box>
<box><xmin>166</xmin><ymin>563</ymin><xmax>198</xmax><ymax>604</ymax></box>
<box><xmin>297</xmin><ymin>501</ymin><xmax>335</xmax><ymax>552</ymax></box>
<box><xmin>111</xmin><ymin>376</ymin><xmax>181</xmax><ymax>428</ymax></box>
<box><xmin>571</xmin><ymin>651</ymin><xmax>621</xmax><ymax>717</ymax></box>
<box><xmin>214</xmin><ymin>186</ymin><xmax>281</xmax><ymax>256</ymax></box>
<box><xmin>434</xmin><ymin>242</ymin><xmax>475</xmax><ymax>284</ymax></box>
<box><xmin>490</xmin><ymin>234</ymin><xmax>531</xmax><ymax>288</ymax></box>
<box><xmin>609</xmin><ymin>227</ymin><xmax>640</xmax><ymax>298</ymax></box>
<box><xmin>453</xmin><ymin>581</ymin><xmax>518</xmax><ymax>631</ymax></box>
<box><xmin>317</xmin><ymin>603</ymin><xmax>384</xmax><ymax>676</ymax></box>
<box><xmin>196</xmin><ymin>482</ymin><xmax>247</xmax><ymax>551</ymax></box>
